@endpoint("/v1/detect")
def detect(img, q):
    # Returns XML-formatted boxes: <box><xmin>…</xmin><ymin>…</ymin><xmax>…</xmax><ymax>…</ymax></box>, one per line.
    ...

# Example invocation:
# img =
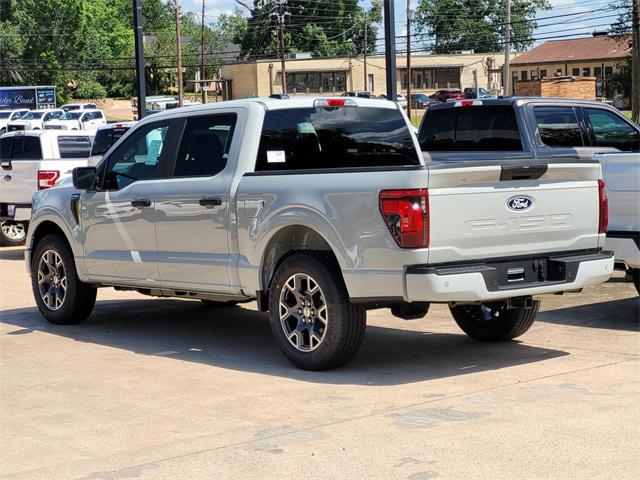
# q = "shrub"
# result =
<box><xmin>75</xmin><ymin>80</ymin><xmax>107</xmax><ymax>99</ymax></box>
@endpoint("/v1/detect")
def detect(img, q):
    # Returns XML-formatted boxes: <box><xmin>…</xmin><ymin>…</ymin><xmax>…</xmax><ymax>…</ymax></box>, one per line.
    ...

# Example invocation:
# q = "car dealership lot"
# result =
<box><xmin>1</xmin><ymin>246</ymin><xmax>638</xmax><ymax>480</ymax></box>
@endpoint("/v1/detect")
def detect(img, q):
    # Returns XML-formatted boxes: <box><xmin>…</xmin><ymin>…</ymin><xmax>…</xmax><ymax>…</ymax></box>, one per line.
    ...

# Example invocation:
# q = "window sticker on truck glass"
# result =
<box><xmin>267</xmin><ymin>150</ymin><xmax>286</xmax><ymax>163</ymax></box>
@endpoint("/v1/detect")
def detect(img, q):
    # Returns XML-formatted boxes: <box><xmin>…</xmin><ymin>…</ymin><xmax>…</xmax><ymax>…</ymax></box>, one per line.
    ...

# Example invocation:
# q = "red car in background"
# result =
<box><xmin>429</xmin><ymin>89</ymin><xmax>466</xmax><ymax>102</ymax></box>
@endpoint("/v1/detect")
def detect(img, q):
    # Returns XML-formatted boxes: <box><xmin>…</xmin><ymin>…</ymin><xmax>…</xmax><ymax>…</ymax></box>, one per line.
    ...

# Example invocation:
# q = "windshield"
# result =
<box><xmin>61</xmin><ymin>112</ymin><xmax>83</xmax><ymax>120</ymax></box>
<box><xmin>0</xmin><ymin>112</ymin><xmax>11</xmax><ymax>119</ymax></box>
<box><xmin>90</xmin><ymin>126</ymin><xmax>131</xmax><ymax>156</ymax></box>
<box><xmin>22</xmin><ymin>111</ymin><xmax>45</xmax><ymax>120</ymax></box>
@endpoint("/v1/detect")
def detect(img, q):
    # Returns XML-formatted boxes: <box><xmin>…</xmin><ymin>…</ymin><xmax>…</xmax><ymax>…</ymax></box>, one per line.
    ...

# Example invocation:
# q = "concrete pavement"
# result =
<box><xmin>1</xmin><ymin>246</ymin><xmax>638</xmax><ymax>479</ymax></box>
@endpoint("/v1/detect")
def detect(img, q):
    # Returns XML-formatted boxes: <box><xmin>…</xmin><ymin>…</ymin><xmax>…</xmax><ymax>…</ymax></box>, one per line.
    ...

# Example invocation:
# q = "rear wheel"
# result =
<box><xmin>31</xmin><ymin>234</ymin><xmax>96</xmax><ymax>325</ymax></box>
<box><xmin>449</xmin><ymin>300</ymin><xmax>540</xmax><ymax>341</ymax></box>
<box><xmin>268</xmin><ymin>252</ymin><xmax>366</xmax><ymax>371</ymax></box>
<box><xmin>0</xmin><ymin>221</ymin><xmax>27</xmax><ymax>246</ymax></box>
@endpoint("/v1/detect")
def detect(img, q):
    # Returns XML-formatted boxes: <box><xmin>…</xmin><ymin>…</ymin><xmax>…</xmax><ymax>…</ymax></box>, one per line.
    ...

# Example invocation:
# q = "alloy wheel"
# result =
<box><xmin>279</xmin><ymin>273</ymin><xmax>329</xmax><ymax>352</ymax></box>
<box><xmin>37</xmin><ymin>250</ymin><xmax>67</xmax><ymax>311</ymax></box>
<box><xmin>1</xmin><ymin>221</ymin><xmax>26</xmax><ymax>242</ymax></box>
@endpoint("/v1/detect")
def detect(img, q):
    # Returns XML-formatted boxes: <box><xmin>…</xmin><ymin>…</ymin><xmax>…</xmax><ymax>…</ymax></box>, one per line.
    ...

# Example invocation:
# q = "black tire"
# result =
<box><xmin>0</xmin><ymin>221</ymin><xmax>27</xmax><ymax>246</ymax></box>
<box><xmin>632</xmin><ymin>269</ymin><xmax>640</xmax><ymax>295</ymax></box>
<box><xmin>449</xmin><ymin>300</ymin><xmax>540</xmax><ymax>342</ymax></box>
<box><xmin>200</xmin><ymin>299</ymin><xmax>238</xmax><ymax>307</ymax></box>
<box><xmin>268</xmin><ymin>252</ymin><xmax>366</xmax><ymax>371</ymax></box>
<box><xmin>31</xmin><ymin>234</ymin><xmax>96</xmax><ymax>325</ymax></box>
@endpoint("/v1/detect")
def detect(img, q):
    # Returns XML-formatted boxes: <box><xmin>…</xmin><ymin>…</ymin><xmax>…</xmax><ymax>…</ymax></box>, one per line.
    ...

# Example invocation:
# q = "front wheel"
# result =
<box><xmin>449</xmin><ymin>300</ymin><xmax>540</xmax><ymax>341</ymax></box>
<box><xmin>31</xmin><ymin>234</ymin><xmax>97</xmax><ymax>325</ymax></box>
<box><xmin>268</xmin><ymin>252</ymin><xmax>366</xmax><ymax>371</ymax></box>
<box><xmin>0</xmin><ymin>221</ymin><xmax>27</xmax><ymax>246</ymax></box>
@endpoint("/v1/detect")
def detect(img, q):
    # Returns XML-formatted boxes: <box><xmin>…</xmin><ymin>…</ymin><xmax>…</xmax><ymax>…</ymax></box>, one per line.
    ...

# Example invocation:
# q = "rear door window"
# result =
<box><xmin>256</xmin><ymin>106</ymin><xmax>419</xmax><ymax>171</ymax></box>
<box><xmin>0</xmin><ymin>137</ymin><xmax>13</xmax><ymax>159</ymax></box>
<box><xmin>584</xmin><ymin>108</ymin><xmax>639</xmax><ymax>152</ymax></box>
<box><xmin>418</xmin><ymin>105</ymin><xmax>522</xmax><ymax>151</ymax></box>
<box><xmin>533</xmin><ymin>106</ymin><xmax>584</xmax><ymax>147</ymax></box>
<box><xmin>58</xmin><ymin>136</ymin><xmax>92</xmax><ymax>158</ymax></box>
<box><xmin>172</xmin><ymin>114</ymin><xmax>237</xmax><ymax>177</ymax></box>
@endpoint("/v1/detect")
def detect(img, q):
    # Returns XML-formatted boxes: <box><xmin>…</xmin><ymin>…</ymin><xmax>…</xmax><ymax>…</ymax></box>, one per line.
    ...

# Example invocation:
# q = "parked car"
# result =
<box><xmin>0</xmin><ymin>130</ymin><xmax>94</xmax><ymax>245</ymax></box>
<box><xmin>342</xmin><ymin>91</ymin><xmax>377</xmax><ymax>99</ymax></box>
<box><xmin>25</xmin><ymin>96</ymin><xmax>615</xmax><ymax>370</ymax></box>
<box><xmin>60</xmin><ymin>103</ymin><xmax>97</xmax><ymax>112</ymax></box>
<box><xmin>6</xmin><ymin>109</ymin><xmax>65</xmax><ymax>132</ymax></box>
<box><xmin>89</xmin><ymin>121</ymin><xmax>136</xmax><ymax>166</ymax></box>
<box><xmin>44</xmin><ymin>110</ymin><xmax>106</xmax><ymax>131</ymax></box>
<box><xmin>378</xmin><ymin>93</ymin><xmax>408</xmax><ymax>107</ymax></box>
<box><xmin>463</xmin><ymin>87</ymin><xmax>495</xmax><ymax>99</ymax></box>
<box><xmin>410</xmin><ymin>93</ymin><xmax>437</xmax><ymax>109</ymax></box>
<box><xmin>429</xmin><ymin>89</ymin><xmax>466</xmax><ymax>102</ymax></box>
<box><xmin>0</xmin><ymin>109</ymin><xmax>30</xmax><ymax>134</ymax></box>
<box><xmin>599</xmin><ymin>152</ymin><xmax>640</xmax><ymax>294</ymax></box>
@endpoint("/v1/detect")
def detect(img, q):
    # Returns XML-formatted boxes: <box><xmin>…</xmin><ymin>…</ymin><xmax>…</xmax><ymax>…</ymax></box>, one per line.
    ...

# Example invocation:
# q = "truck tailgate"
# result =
<box><xmin>426</xmin><ymin>162</ymin><xmax>603</xmax><ymax>263</ymax></box>
<box><xmin>0</xmin><ymin>160</ymin><xmax>40</xmax><ymax>204</ymax></box>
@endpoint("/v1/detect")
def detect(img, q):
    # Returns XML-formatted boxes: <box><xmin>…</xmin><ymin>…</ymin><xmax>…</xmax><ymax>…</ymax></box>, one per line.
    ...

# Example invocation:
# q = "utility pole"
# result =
<box><xmin>363</xmin><ymin>11</ymin><xmax>368</xmax><ymax>91</ymax></box>
<box><xmin>503</xmin><ymin>0</ymin><xmax>511</xmax><ymax>96</ymax></box>
<box><xmin>406</xmin><ymin>1</ymin><xmax>413</xmax><ymax>118</ymax></box>
<box><xmin>132</xmin><ymin>0</ymin><xmax>146</xmax><ymax>120</ymax></box>
<box><xmin>383</xmin><ymin>0</ymin><xmax>397</xmax><ymax>102</ymax></box>
<box><xmin>632</xmin><ymin>0</ymin><xmax>639</xmax><ymax>123</ymax></box>
<box><xmin>200</xmin><ymin>0</ymin><xmax>207</xmax><ymax>104</ymax></box>
<box><xmin>272</xmin><ymin>0</ymin><xmax>288</xmax><ymax>94</ymax></box>
<box><xmin>174</xmin><ymin>0</ymin><xmax>184</xmax><ymax>107</ymax></box>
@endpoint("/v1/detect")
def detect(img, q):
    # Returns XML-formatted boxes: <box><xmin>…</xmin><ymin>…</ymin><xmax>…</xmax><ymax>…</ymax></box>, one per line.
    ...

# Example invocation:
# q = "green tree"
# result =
<box><xmin>235</xmin><ymin>0</ymin><xmax>381</xmax><ymax>59</ymax></box>
<box><xmin>0</xmin><ymin>20</ymin><xmax>25</xmax><ymax>84</ymax></box>
<box><xmin>415</xmin><ymin>0</ymin><xmax>550</xmax><ymax>54</ymax></box>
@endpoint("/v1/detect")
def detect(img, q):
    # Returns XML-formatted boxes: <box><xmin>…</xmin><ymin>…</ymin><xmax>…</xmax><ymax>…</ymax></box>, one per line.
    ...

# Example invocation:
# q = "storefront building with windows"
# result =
<box><xmin>219</xmin><ymin>52</ymin><xmax>510</xmax><ymax>99</ymax></box>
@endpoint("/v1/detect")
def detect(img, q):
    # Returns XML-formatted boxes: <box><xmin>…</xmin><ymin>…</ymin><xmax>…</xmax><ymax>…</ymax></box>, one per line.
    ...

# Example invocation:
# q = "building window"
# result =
<box><xmin>531</xmin><ymin>70</ymin><xmax>539</xmax><ymax>80</ymax></box>
<box><xmin>572</xmin><ymin>68</ymin><xmax>580</xmax><ymax>76</ymax></box>
<box><xmin>540</xmin><ymin>69</ymin><xmax>547</xmax><ymax>78</ymax></box>
<box><xmin>582</xmin><ymin>67</ymin><xmax>591</xmax><ymax>77</ymax></box>
<box><xmin>398</xmin><ymin>67</ymin><xmax>460</xmax><ymax>89</ymax></box>
<box><xmin>604</xmin><ymin>66</ymin><xmax>613</xmax><ymax>79</ymax></box>
<box><xmin>556</xmin><ymin>68</ymin><xmax>563</xmax><ymax>76</ymax></box>
<box><xmin>367</xmin><ymin>74</ymin><xmax>374</xmax><ymax>92</ymax></box>
<box><xmin>521</xmin><ymin>71</ymin><xmax>528</xmax><ymax>81</ymax></box>
<box><xmin>594</xmin><ymin>67</ymin><xmax>602</xmax><ymax>79</ymax></box>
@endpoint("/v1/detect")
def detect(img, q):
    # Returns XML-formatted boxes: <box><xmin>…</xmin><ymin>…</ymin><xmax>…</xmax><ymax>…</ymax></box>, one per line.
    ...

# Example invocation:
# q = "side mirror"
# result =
<box><xmin>72</xmin><ymin>166</ymin><xmax>97</xmax><ymax>190</ymax></box>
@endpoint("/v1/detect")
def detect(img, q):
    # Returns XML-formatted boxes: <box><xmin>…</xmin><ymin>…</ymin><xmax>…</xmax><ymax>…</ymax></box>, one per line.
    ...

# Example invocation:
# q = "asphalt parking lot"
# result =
<box><xmin>1</xmin><ymin>246</ymin><xmax>638</xmax><ymax>479</ymax></box>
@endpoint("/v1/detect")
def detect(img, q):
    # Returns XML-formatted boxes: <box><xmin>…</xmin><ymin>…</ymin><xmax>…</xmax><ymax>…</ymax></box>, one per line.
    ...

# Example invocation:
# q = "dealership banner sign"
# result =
<box><xmin>0</xmin><ymin>87</ymin><xmax>56</xmax><ymax>109</ymax></box>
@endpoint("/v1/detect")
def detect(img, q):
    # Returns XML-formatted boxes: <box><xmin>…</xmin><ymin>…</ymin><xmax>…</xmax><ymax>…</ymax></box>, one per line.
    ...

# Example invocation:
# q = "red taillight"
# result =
<box><xmin>379</xmin><ymin>189</ymin><xmax>429</xmax><ymax>249</ymax></box>
<box><xmin>38</xmin><ymin>170</ymin><xmax>60</xmax><ymax>190</ymax></box>
<box><xmin>598</xmin><ymin>179</ymin><xmax>608</xmax><ymax>234</ymax></box>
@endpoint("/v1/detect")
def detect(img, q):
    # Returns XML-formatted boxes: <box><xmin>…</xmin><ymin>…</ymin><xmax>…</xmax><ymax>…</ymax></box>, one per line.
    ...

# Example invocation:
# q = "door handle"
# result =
<box><xmin>199</xmin><ymin>197</ymin><xmax>222</xmax><ymax>207</ymax></box>
<box><xmin>131</xmin><ymin>199</ymin><xmax>151</xmax><ymax>208</ymax></box>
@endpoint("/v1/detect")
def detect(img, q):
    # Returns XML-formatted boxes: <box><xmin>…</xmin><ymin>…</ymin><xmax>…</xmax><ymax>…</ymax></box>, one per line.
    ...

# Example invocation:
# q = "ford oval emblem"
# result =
<box><xmin>507</xmin><ymin>196</ymin><xmax>533</xmax><ymax>211</ymax></box>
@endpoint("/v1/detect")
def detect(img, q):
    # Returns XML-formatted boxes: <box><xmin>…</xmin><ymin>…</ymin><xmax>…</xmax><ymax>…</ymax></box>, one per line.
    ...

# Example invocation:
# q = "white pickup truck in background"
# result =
<box><xmin>599</xmin><ymin>152</ymin><xmax>640</xmax><ymax>293</ymax></box>
<box><xmin>0</xmin><ymin>130</ymin><xmax>93</xmax><ymax>245</ymax></box>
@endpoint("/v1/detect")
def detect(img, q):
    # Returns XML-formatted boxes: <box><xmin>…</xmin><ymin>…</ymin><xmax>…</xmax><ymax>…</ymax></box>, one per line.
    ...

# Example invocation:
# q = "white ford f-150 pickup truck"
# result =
<box><xmin>25</xmin><ymin>97</ymin><xmax>614</xmax><ymax>370</ymax></box>
<box><xmin>0</xmin><ymin>130</ymin><xmax>94</xmax><ymax>245</ymax></box>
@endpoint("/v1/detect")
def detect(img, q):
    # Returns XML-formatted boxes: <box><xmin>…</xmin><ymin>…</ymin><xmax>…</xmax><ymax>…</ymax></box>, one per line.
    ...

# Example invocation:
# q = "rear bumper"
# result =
<box><xmin>404</xmin><ymin>250</ymin><xmax>614</xmax><ymax>302</ymax></box>
<box><xmin>605</xmin><ymin>231</ymin><xmax>640</xmax><ymax>269</ymax></box>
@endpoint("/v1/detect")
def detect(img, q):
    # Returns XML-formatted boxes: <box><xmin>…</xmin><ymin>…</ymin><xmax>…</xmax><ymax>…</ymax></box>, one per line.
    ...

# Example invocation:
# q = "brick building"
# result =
<box><xmin>509</xmin><ymin>34</ymin><xmax>632</xmax><ymax>99</ymax></box>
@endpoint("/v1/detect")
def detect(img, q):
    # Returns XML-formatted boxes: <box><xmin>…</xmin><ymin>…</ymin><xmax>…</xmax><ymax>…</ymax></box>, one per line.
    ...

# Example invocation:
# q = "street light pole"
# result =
<box><xmin>132</xmin><ymin>0</ymin><xmax>146</xmax><ymax>120</ymax></box>
<box><xmin>200</xmin><ymin>0</ymin><xmax>207</xmax><ymax>104</ymax></box>
<box><xmin>383</xmin><ymin>0</ymin><xmax>397</xmax><ymax>102</ymax></box>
